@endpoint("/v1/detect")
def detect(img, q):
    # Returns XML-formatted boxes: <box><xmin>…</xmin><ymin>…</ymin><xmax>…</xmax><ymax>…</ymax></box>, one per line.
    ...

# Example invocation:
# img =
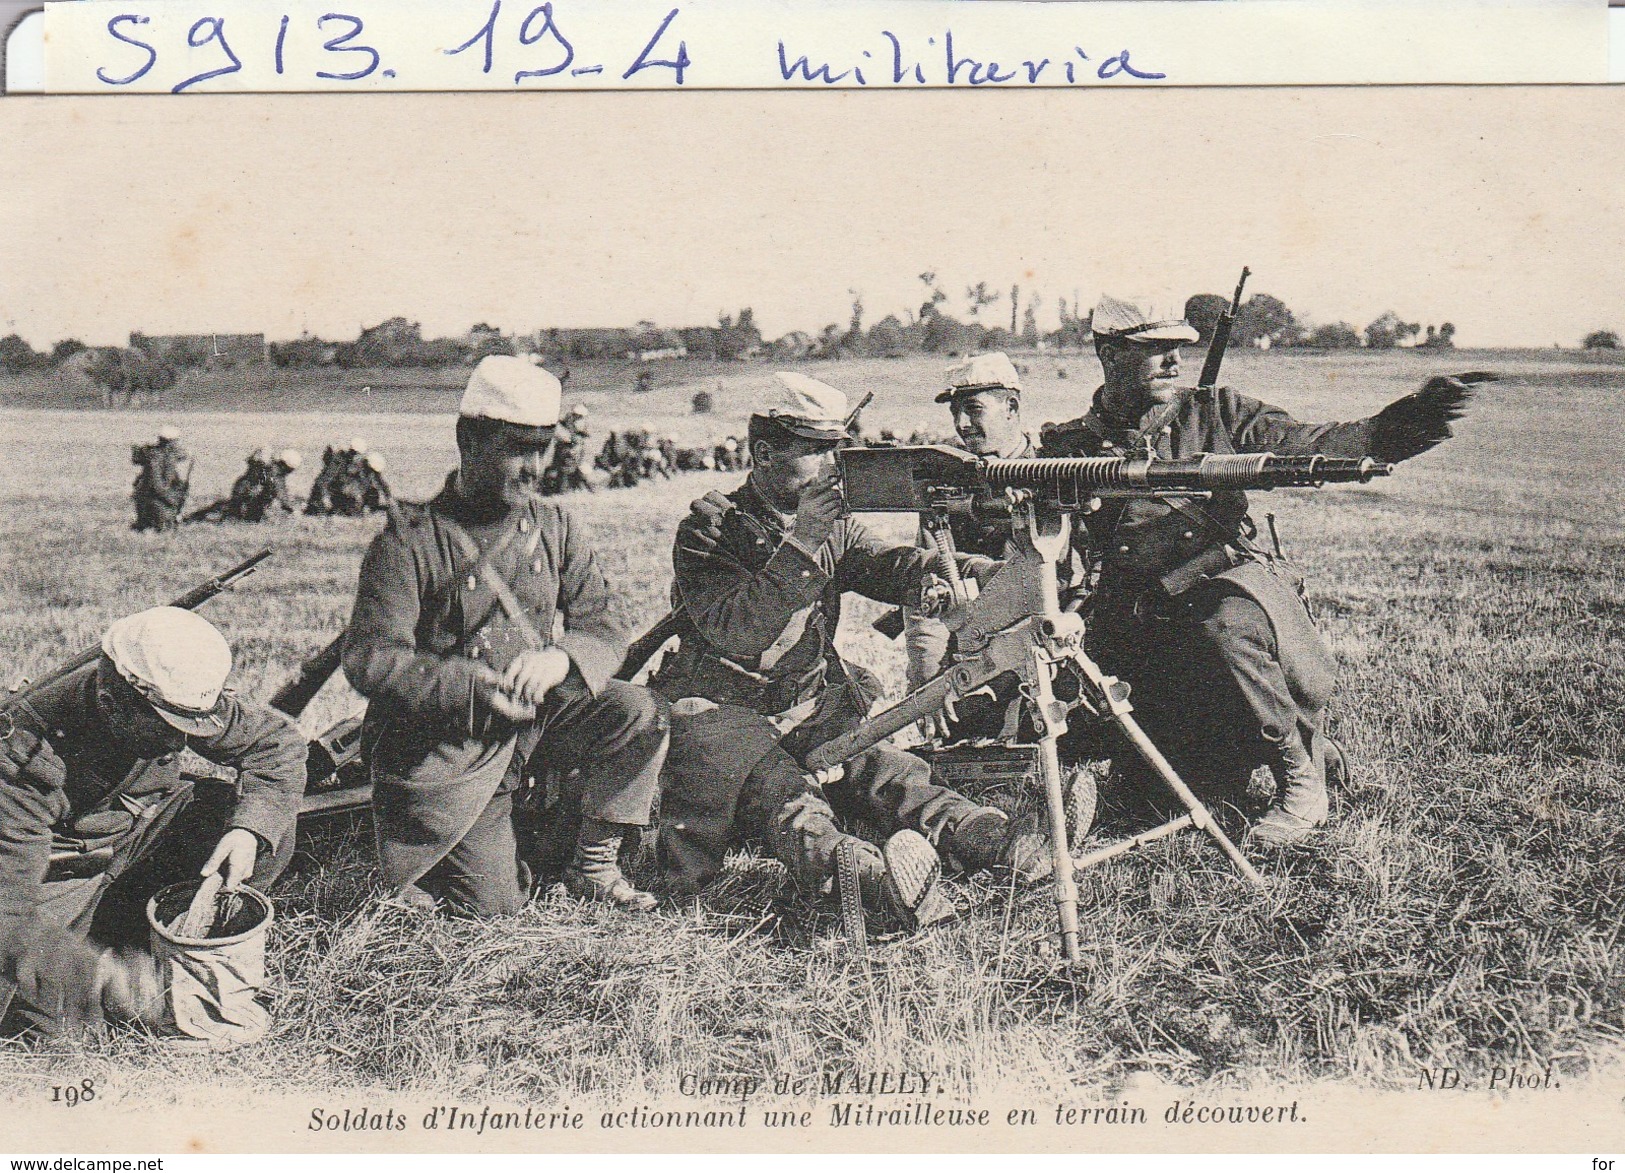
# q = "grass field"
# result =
<box><xmin>1</xmin><ymin>349</ymin><xmax>1622</xmax><ymax>1110</ymax></box>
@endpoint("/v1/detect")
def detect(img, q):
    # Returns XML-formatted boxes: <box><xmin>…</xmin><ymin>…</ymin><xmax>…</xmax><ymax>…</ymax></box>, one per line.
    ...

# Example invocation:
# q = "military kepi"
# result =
<box><xmin>460</xmin><ymin>354</ymin><xmax>563</xmax><ymax>440</ymax></box>
<box><xmin>102</xmin><ymin>606</ymin><xmax>232</xmax><ymax>736</ymax></box>
<box><xmin>1092</xmin><ymin>294</ymin><xmax>1200</xmax><ymax>344</ymax></box>
<box><xmin>761</xmin><ymin>372</ymin><xmax>849</xmax><ymax>442</ymax></box>
<box><xmin>937</xmin><ymin>351</ymin><xmax>1023</xmax><ymax>403</ymax></box>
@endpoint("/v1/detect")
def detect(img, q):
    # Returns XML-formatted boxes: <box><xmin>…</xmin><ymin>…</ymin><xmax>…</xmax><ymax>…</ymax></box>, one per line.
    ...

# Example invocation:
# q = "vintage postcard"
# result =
<box><xmin>0</xmin><ymin>77</ymin><xmax>1622</xmax><ymax>1158</ymax></box>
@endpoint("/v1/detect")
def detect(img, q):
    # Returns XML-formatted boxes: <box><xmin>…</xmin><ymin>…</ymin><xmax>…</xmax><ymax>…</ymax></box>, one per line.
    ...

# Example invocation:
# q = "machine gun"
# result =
<box><xmin>812</xmin><ymin>445</ymin><xmax>1390</xmax><ymax>963</ymax></box>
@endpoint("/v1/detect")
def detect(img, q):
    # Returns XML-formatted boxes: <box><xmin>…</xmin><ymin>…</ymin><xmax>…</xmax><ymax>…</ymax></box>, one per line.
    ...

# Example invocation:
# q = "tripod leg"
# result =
<box><xmin>1068</xmin><ymin>648</ymin><xmax>1266</xmax><ymax>888</ymax></box>
<box><xmin>1028</xmin><ymin>647</ymin><xmax>1082</xmax><ymax>963</ymax></box>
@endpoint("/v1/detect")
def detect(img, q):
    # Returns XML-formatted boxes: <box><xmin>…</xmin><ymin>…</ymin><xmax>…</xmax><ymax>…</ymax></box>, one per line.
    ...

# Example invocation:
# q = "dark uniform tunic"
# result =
<box><xmin>131</xmin><ymin>440</ymin><xmax>188</xmax><ymax>533</ymax></box>
<box><xmin>0</xmin><ymin>665</ymin><xmax>305</xmax><ymax>1026</ymax></box>
<box><xmin>342</xmin><ymin>475</ymin><xmax>668</xmax><ymax>915</ymax></box>
<box><xmin>226</xmin><ymin>459</ymin><xmax>297</xmax><ymax>522</ymax></box>
<box><xmin>650</xmin><ymin>478</ymin><xmax>984</xmax><ymax>895</ymax></box>
<box><xmin>1039</xmin><ymin>384</ymin><xmax>1379</xmax><ymax>801</ymax></box>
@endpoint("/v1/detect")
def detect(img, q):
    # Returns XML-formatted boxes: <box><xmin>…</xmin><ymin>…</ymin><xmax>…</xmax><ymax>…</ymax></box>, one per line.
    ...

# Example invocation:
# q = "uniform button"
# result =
<box><xmin>518</xmin><ymin>519</ymin><xmax>530</xmax><ymax>534</ymax></box>
<box><xmin>533</xmin><ymin>559</ymin><xmax>543</xmax><ymax>574</ymax></box>
<box><xmin>1161</xmin><ymin>425</ymin><xmax>1172</xmax><ymax>434</ymax></box>
<box><xmin>1182</xmin><ymin>531</ymin><xmax>1195</xmax><ymax>540</ymax></box>
<box><xmin>755</xmin><ymin>538</ymin><xmax>765</xmax><ymax>546</ymax></box>
<box><xmin>1118</xmin><ymin>545</ymin><xmax>1131</xmax><ymax>555</ymax></box>
<box><xmin>801</xmin><ymin>570</ymin><xmax>811</xmax><ymax>578</ymax></box>
<box><xmin>466</xmin><ymin>575</ymin><xmax>478</xmax><ymax>590</ymax></box>
<box><xmin>470</xmin><ymin>647</ymin><xmax>482</xmax><ymax>658</ymax></box>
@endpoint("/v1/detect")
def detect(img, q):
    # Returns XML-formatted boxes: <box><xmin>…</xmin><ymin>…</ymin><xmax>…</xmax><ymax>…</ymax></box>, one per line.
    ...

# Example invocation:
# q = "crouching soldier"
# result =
<box><xmin>342</xmin><ymin>356</ymin><xmax>670</xmax><ymax>916</ymax></box>
<box><xmin>0</xmin><ymin>608</ymin><xmax>306</xmax><ymax>1036</ymax></box>
<box><xmin>649</xmin><ymin>374</ymin><xmax>1044</xmax><ymax>932</ymax></box>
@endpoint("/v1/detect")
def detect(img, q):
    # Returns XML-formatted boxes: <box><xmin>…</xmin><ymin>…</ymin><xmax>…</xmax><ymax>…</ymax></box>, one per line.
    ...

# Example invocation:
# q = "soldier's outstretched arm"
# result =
<box><xmin>1223</xmin><ymin>372</ymin><xmax>1488</xmax><ymax>463</ymax></box>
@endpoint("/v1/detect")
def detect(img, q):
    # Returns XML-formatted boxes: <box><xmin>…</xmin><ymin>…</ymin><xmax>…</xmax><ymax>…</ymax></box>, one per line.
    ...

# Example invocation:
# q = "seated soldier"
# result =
<box><xmin>1</xmin><ymin>608</ymin><xmax>306</xmax><ymax>1036</ymax></box>
<box><xmin>343</xmin><ymin>357</ymin><xmax>669</xmax><ymax>916</ymax></box>
<box><xmin>650</xmin><ymin>374</ymin><xmax>1045</xmax><ymax>932</ymax></box>
<box><xmin>1042</xmin><ymin>294</ymin><xmax>1482</xmax><ymax>845</ymax></box>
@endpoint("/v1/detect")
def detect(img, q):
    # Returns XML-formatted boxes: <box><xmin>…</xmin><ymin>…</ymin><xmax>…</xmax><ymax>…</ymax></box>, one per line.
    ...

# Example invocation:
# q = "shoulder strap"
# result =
<box><xmin>435</xmin><ymin>510</ymin><xmax>545</xmax><ymax>651</ymax></box>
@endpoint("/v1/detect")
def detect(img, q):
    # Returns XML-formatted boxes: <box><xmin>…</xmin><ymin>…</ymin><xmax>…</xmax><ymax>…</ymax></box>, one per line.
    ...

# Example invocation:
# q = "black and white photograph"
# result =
<box><xmin>0</xmin><ymin>82</ymin><xmax>1622</xmax><ymax>1154</ymax></box>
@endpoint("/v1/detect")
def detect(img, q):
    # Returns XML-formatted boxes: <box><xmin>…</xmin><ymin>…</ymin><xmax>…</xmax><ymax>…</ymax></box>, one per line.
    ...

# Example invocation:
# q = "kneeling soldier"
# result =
<box><xmin>343</xmin><ymin>356</ymin><xmax>669</xmax><ymax>915</ymax></box>
<box><xmin>651</xmin><ymin>374</ymin><xmax>1042</xmax><ymax>931</ymax></box>
<box><xmin>1</xmin><ymin>607</ymin><xmax>306</xmax><ymax>1035</ymax></box>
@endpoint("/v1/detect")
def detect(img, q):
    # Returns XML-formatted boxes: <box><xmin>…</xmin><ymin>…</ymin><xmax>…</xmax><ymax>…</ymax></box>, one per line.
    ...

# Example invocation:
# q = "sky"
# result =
<box><xmin>2</xmin><ymin>87</ymin><xmax>1621</xmax><ymax>349</ymax></box>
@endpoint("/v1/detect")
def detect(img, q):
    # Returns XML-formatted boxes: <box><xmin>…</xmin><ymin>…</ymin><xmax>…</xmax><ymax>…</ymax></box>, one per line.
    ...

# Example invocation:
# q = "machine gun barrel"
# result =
<box><xmin>982</xmin><ymin>452</ymin><xmax>1391</xmax><ymax>496</ymax></box>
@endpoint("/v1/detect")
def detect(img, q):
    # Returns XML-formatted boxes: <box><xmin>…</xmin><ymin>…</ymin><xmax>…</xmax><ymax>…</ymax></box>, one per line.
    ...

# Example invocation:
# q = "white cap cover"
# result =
<box><xmin>460</xmin><ymin>355</ymin><xmax>562</xmax><ymax>429</ymax></box>
<box><xmin>157</xmin><ymin>425</ymin><xmax>181</xmax><ymax>442</ymax></box>
<box><xmin>102</xmin><ymin>607</ymin><xmax>232</xmax><ymax>736</ymax></box>
<box><xmin>939</xmin><ymin>352</ymin><xmax>1023</xmax><ymax>402</ymax></box>
<box><xmin>1092</xmin><ymin>294</ymin><xmax>1200</xmax><ymax>344</ymax></box>
<box><xmin>348</xmin><ymin>437</ymin><xmax>368</xmax><ymax>454</ymax></box>
<box><xmin>763</xmin><ymin>372</ymin><xmax>849</xmax><ymax>440</ymax></box>
<box><xmin>278</xmin><ymin>448</ymin><xmax>303</xmax><ymax>470</ymax></box>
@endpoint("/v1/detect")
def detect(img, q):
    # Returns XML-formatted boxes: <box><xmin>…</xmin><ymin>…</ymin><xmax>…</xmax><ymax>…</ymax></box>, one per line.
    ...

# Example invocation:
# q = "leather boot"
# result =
<box><xmin>564</xmin><ymin>817</ymin><xmax>658</xmax><ymax>911</ymax></box>
<box><xmin>946</xmin><ymin>807</ymin><xmax>1052</xmax><ymax>884</ymax></box>
<box><xmin>1250</xmin><ymin>729</ymin><xmax>1328</xmax><ymax>847</ymax></box>
<box><xmin>771</xmin><ymin>792</ymin><xmax>952</xmax><ymax>931</ymax></box>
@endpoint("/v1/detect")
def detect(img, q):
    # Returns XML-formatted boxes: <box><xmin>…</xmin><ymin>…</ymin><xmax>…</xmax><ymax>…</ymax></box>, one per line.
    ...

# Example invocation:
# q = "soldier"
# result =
<box><xmin>650</xmin><ymin>373</ymin><xmax>1045</xmax><ymax>931</ymax></box>
<box><xmin>192</xmin><ymin>448</ymin><xmax>303</xmax><ymax>523</ymax></box>
<box><xmin>306</xmin><ymin>438</ymin><xmax>366</xmax><ymax>517</ymax></box>
<box><xmin>903</xmin><ymin>353</ymin><xmax>1048</xmax><ymax>743</ymax></box>
<box><xmin>130</xmin><ymin>426</ymin><xmax>190</xmax><ymax>533</ymax></box>
<box><xmin>342</xmin><ymin>356</ymin><xmax>670</xmax><ymax>916</ymax></box>
<box><xmin>1040</xmin><ymin>295</ymin><xmax>1482</xmax><ymax>846</ymax></box>
<box><xmin>333</xmin><ymin>450</ymin><xmax>391</xmax><ymax>517</ymax></box>
<box><xmin>543</xmin><ymin>405</ymin><xmax>594</xmax><ymax>495</ymax></box>
<box><xmin>713</xmin><ymin>436</ymin><xmax>743</xmax><ymax>473</ymax></box>
<box><xmin>1</xmin><ymin>607</ymin><xmax>306</xmax><ymax>1035</ymax></box>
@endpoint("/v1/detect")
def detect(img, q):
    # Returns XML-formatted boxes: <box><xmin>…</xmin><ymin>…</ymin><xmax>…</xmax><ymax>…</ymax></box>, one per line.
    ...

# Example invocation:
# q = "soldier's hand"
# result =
<box><xmin>502</xmin><ymin>648</ymin><xmax>571</xmax><ymax>706</ymax></box>
<box><xmin>789</xmin><ymin>478</ymin><xmax>843</xmax><ymax>550</ymax></box>
<box><xmin>201</xmin><ymin>828</ymin><xmax>260</xmax><ymax>891</ymax></box>
<box><xmin>917</xmin><ymin>575</ymin><xmax>955</xmax><ymax>618</ymax></box>
<box><xmin>474</xmin><ymin>667</ymin><xmax>538</xmax><ymax>722</ymax></box>
<box><xmin>0</xmin><ymin>725</ymin><xmax>67</xmax><ymax>793</ymax></box>
<box><xmin>678</xmin><ymin>491</ymin><xmax>734</xmax><ymax>555</ymax></box>
<box><xmin>958</xmin><ymin>555</ymin><xmax>1002</xmax><ymax>586</ymax></box>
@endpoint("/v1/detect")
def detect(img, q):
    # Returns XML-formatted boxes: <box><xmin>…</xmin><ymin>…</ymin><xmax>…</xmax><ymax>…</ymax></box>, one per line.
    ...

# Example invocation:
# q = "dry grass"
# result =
<box><xmin>1</xmin><ymin>348</ymin><xmax>1622</xmax><ymax>1105</ymax></box>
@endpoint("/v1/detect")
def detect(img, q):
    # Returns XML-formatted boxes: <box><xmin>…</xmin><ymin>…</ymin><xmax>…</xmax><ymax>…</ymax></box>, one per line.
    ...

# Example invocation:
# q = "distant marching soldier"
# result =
<box><xmin>1040</xmin><ymin>294</ymin><xmax>1485</xmax><ymax>846</ymax></box>
<box><xmin>0</xmin><ymin>608</ymin><xmax>306</xmax><ymax>1035</ymax></box>
<box><xmin>342</xmin><ymin>356</ymin><xmax>670</xmax><ymax>916</ymax></box>
<box><xmin>650</xmin><ymin>374</ymin><xmax>1046</xmax><ymax>931</ymax></box>
<box><xmin>130</xmin><ymin>425</ymin><xmax>190</xmax><ymax>533</ymax></box>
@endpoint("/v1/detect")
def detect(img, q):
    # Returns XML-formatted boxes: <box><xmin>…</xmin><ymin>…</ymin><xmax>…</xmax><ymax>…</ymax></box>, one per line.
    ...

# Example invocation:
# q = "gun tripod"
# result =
<box><xmin>804</xmin><ymin>498</ymin><xmax>1264</xmax><ymax>964</ymax></box>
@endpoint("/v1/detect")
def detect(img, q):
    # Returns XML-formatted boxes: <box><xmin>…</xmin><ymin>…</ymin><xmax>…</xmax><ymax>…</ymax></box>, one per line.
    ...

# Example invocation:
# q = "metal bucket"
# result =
<box><xmin>146</xmin><ymin>881</ymin><xmax>273</xmax><ymax>1049</ymax></box>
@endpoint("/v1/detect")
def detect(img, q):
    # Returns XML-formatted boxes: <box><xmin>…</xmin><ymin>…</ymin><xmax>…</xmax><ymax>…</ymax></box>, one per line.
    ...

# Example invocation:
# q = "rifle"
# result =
<box><xmin>1197</xmin><ymin>266</ymin><xmax>1251</xmax><ymax>393</ymax></box>
<box><xmin>269</xmin><ymin>631</ymin><xmax>347</xmax><ymax>718</ymax></box>
<box><xmin>820</xmin><ymin>444</ymin><xmax>1390</xmax><ymax>964</ymax></box>
<box><xmin>4</xmin><ymin>550</ymin><xmax>273</xmax><ymax>713</ymax></box>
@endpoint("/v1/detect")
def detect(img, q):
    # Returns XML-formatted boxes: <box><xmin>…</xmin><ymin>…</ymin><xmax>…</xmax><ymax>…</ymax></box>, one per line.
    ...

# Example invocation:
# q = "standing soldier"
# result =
<box><xmin>1040</xmin><ymin>294</ymin><xmax>1483</xmax><ymax>845</ymax></box>
<box><xmin>342</xmin><ymin>356</ymin><xmax>670</xmax><ymax>916</ymax></box>
<box><xmin>130</xmin><ymin>426</ymin><xmax>190</xmax><ymax>533</ymax></box>
<box><xmin>903</xmin><ymin>353</ymin><xmax>1051</xmax><ymax>743</ymax></box>
<box><xmin>649</xmin><ymin>374</ymin><xmax>1044</xmax><ymax>931</ymax></box>
<box><xmin>1</xmin><ymin>608</ymin><xmax>306</xmax><ymax>1036</ymax></box>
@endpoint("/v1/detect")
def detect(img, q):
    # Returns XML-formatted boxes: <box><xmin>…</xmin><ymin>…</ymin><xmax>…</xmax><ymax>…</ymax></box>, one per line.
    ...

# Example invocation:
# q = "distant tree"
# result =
<box><xmin>918</xmin><ymin>271</ymin><xmax>948</xmax><ymax>321</ymax></box>
<box><xmin>1010</xmin><ymin>284</ymin><xmax>1020</xmax><ymax>336</ymax></box>
<box><xmin>965</xmin><ymin>282</ymin><xmax>1001</xmax><ymax>319</ymax></box>
<box><xmin>1306</xmin><ymin>322</ymin><xmax>1362</xmax><ymax>350</ymax></box>
<box><xmin>0</xmin><ymin>334</ymin><xmax>49</xmax><ymax>375</ymax></box>
<box><xmin>843</xmin><ymin>290</ymin><xmax>865</xmax><ymax>351</ymax></box>
<box><xmin>1583</xmin><ymin>329</ymin><xmax>1619</xmax><ymax>350</ymax></box>
<box><xmin>1183</xmin><ymin>293</ymin><xmax>1231</xmax><ymax>348</ymax></box>
<box><xmin>866</xmin><ymin>314</ymin><xmax>909</xmax><ymax>357</ymax></box>
<box><xmin>50</xmin><ymin>338</ymin><xmax>87</xmax><ymax>366</ymax></box>
<box><xmin>83</xmin><ymin>346</ymin><xmax>177</xmax><ymax>407</ymax></box>
<box><xmin>1234</xmin><ymin>293</ymin><xmax>1303</xmax><ymax>348</ymax></box>
<box><xmin>269</xmin><ymin>333</ymin><xmax>335</xmax><ymax>368</ymax></box>
<box><xmin>1417</xmin><ymin>322</ymin><xmax>1457</xmax><ymax>350</ymax></box>
<box><xmin>1364</xmin><ymin>310</ymin><xmax>1422</xmax><ymax>350</ymax></box>
<box><xmin>691</xmin><ymin>389</ymin><xmax>714</xmax><ymax>414</ymax></box>
<box><xmin>1439</xmin><ymin>322</ymin><xmax>1456</xmax><ymax>347</ymax></box>
<box><xmin>1021</xmin><ymin>293</ymin><xmax>1041</xmax><ymax>345</ymax></box>
<box><xmin>922</xmin><ymin>313</ymin><xmax>976</xmax><ymax>354</ymax></box>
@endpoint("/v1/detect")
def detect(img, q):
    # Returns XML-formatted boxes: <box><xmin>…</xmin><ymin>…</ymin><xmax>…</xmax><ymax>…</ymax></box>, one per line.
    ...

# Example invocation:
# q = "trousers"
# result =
<box><xmin>374</xmin><ymin>680</ymin><xmax>668</xmax><ymax>917</ymax></box>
